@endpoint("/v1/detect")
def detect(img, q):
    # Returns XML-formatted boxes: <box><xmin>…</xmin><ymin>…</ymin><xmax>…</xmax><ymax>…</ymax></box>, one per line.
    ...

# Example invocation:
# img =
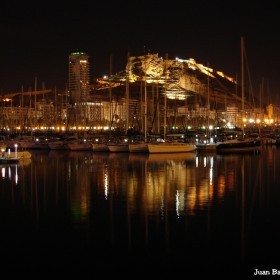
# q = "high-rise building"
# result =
<box><xmin>68</xmin><ymin>51</ymin><xmax>90</xmax><ymax>105</ymax></box>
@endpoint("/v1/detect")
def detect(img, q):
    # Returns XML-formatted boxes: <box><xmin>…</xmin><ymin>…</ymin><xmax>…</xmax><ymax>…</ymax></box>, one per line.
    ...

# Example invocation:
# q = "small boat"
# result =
<box><xmin>1</xmin><ymin>150</ymin><xmax>32</xmax><ymax>159</ymax></box>
<box><xmin>216</xmin><ymin>138</ymin><xmax>261</xmax><ymax>153</ymax></box>
<box><xmin>148</xmin><ymin>142</ymin><xmax>197</xmax><ymax>153</ymax></box>
<box><xmin>0</xmin><ymin>145</ymin><xmax>31</xmax><ymax>163</ymax></box>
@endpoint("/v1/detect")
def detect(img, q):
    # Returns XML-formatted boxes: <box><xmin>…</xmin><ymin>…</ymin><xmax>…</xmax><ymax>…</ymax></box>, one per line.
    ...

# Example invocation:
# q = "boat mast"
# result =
<box><xmin>144</xmin><ymin>56</ymin><xmax>147</xmax><ymax>142</ymax></box>
<box><xmin>125</xmin><ymin>52</ymin><xmax>130</xmax><ymax>134</ymax></box>
<box><xmin>163</xmin><ymin>53</ymin><xmax>168</xmax><ymax>141</ymax></box>
<box><xmin>241</xmin><ymin>37</ymin><xmax>245</xmax><ymax>137</ymax></box>
<box><xmin>109</xmin><ymin>53</ymin><xmax>113</xmax><ymax>139</ymax></box>
<box><xmin>207</xmin><ymin>62</ymin><xmax>210</xmax><ymax>141</ymax></box>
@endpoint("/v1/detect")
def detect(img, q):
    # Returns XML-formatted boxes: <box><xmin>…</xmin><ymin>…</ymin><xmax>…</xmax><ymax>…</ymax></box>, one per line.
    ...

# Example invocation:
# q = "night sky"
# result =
<box><xmin>1</xmin><ymin>1</ymin><xmax>279</xmax><ymax>104</ymax></box>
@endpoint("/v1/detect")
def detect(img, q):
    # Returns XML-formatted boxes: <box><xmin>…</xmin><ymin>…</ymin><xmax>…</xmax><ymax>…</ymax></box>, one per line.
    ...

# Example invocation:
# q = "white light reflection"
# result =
<box><xmin>8</xmin><ymin>166</ymin><xmax>11</xmax><ymax>179</ymax></box>
<box><xmin>176</xmin><ymin>190</ymin><xmax>180</xmax><ymax>218</ymax></box>
<box><xmin>1</xmin><ymin>167</ymin><xmax>5</xmax><ymax>178</ymax></box>
<box><xmin>204</xmin><ymin>157</ymin><xmax>207</xmax><ymax>167</ymax></box>
<box><xmin>176</xmin><ymin>190</ymin><xmax>185</xmax><ymax>218</ymax></box>
<box><xmin>15</xmin><ymin>165</ymin><xmax>18</xmax><ymax>185</ymax></box>
<box><xmin>209</xmin><ymin>156</ymin><xmax>214</xmax><ymax>185</ymax></box>
<box><xmin>104</xmin><ymin>166</ymin><xmax>109</xmax><ymax>200</ymax></box>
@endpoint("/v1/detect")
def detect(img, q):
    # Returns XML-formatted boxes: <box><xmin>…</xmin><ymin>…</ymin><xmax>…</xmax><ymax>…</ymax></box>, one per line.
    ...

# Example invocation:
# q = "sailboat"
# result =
<box><xmin>147</xmin><ymin>54</ymin><xmax>196</xmax><ymax>154</ymax></box>
<box><xmin>196</xmin><ymin>62</ymin><xmax>218</xmax><ymax>153</ymax></box>
<box><xmin>148</xmin><ymin>141</ymin><xmax>197</xmax><ymax>153</ymax></box>
<box><xmin>128</xmin><ymin>55</ymin><xmax>150</xmax><ymax>153</ymax></box>
<box><xmin>216</xmin><ymin>37</ymin><xmax>261</xmax><ymax>154</ymax></box>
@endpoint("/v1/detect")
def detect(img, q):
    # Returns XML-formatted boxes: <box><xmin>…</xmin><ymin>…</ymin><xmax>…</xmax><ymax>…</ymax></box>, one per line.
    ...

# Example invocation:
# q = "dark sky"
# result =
<box><xmin>1</xmin><ymin>1</ymin><xmax>279</xmax><ymax>104</ymax></box>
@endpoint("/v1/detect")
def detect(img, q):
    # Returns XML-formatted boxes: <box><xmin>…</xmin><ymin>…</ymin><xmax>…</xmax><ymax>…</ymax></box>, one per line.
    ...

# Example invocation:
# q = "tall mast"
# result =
<box><xmin>241</xmin><ymin>37</ymin><xmax>245</xmax><ymax>136</ymax></box>
<box><xmin>163</xmin><ymin>53</ymin><xmax>168</xmax><ymax>141</ymax></box>
<box><xmin>144</xmin><ymin>56</ymin><xmax>147</xmax><ymax>142</ymax></box>
<box><xmin>207</xmin><ymin>62</ymin><xmax>210</xmax><ymax>140</ymax></box>
<box><xmin>109</xmin><ymin>53</ymin><xmax>113</xmax><ymax>138</ymax></box>
<box><xmin>65</xmin><ymin>83</ymin><xmax>68</xmax><ymax>130</ymax></box>
<box><xmin>125</xmin><ymin>52</ymin><xmax>130</xmax><ymax>133</ymax></box>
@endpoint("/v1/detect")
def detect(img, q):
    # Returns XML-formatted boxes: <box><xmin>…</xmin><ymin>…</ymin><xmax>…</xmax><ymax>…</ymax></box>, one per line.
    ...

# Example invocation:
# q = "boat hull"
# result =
<box><xmin>67</xmin><ymin>143</ymin><xmax>93</xmax><ymax>151</ymax></box>
<box><xmin>216</xmin><ymin>139</ymin><xmax>261</xmax><ymax>153</ymax></box>
<box><xmin>2</xmin><ymin>151</ymin><xmax>32</xmax><ymax>159</ymax></box>
<box><xmin>129</xmin><ymin>143</ymin><xmax>149</xmax><ymax>153</ymax></box>
<box><xmin>107</xmin><ymin>144</ymin><xmax>130</xmax><ymax>152</ymax></box>
<box><xmin>92</xmin><ymin>143</ymin><xmax>109</xmax><ymax>152</ymax></box>
<box><xmin>148</xmin><ymin>143</ymin><xmax>196</xmax><ymax>153</ymax></box>
<box><xmin>48</xmin><ymin>142</ymin><xmax>69</xmax><ymax>150</ymax></box>
<box><xmin>196</xmin><ymin>143</ymin><xmax>217</xmax><ymax>153</ymax></box>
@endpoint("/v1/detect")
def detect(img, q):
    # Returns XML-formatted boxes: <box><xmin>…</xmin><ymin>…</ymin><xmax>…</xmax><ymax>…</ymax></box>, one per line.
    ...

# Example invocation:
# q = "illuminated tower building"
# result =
<box><xmin>68</xmin><ymin>51</ymin><xmax>90</xmax><ymax>105</ymax></box>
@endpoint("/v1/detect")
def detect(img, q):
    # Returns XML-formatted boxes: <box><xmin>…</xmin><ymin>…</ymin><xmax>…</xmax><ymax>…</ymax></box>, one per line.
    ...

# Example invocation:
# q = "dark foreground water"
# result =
<box><xmin>1</xmin><ymin>147</ymin><xmax>280</xmax><ymax>278</ymax></box>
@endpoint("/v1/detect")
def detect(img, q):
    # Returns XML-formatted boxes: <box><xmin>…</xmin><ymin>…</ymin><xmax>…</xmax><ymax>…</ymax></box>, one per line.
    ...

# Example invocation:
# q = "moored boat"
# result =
<box><xmin>5</xmin><ymin>135</ymin><xmax>35</xmax><ymax>149</ymax></box>
<box><xmin>107</xmin><ymin>136</ymin><xmax>130</xmax><ymax>152</ymax></box>
<box><xmin>91</xmin><ymin>137</ymin><xmax>109</xmax><ymax>152</ymax></box>
<box><xmin>1</xmin><ymin>149</ymin><xmax>32</xmax><ymax>159</ymax></box>
<box><xmin>48</xmin><ymin>136</ymin><xmax>77</xmax><ymax>150</ymax></box>
<box><xmin>107</xmin><ymin>143</ymin><xmax>130</xmax><ymax>152</ymax></box>
<box><xmin>67</xmin><ymin>139</ymin><xmax>93</xmax><ymax>151</ymax></box>
<box><xmin>148</xmin><ymin>142</ymin><xmax>196</xmax><ymax>153</ymax></box>
<box><xmin>92</xmin><ymin>143</ymin><xmax>109</xmax><ymax>152</ymax></box>
<box><xmin>216</xmin><ymin>138</ymin><xmax>261</xmax><ymax>153</ymax></box>
<box><xmin>128</xmin><ymin>142</ymin><xmax>149</xmax><ymax>153</ymax></box>
<box><xmin>196</xmin><ymin>142</ymin><xmax>217</xmax><ymax>153</ymax></box>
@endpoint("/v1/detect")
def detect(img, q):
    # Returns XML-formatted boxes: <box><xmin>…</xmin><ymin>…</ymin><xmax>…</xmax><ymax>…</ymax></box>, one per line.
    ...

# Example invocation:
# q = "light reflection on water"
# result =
<box><xmin>1</xmin><ymin>147</ymin><xmax>280</xmax><ymax>277</ymax></box>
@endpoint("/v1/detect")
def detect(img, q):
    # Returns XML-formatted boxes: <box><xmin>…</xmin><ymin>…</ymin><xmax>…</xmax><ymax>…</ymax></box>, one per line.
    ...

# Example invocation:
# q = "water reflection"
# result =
<box><xmin>2</xmin><ymin>148</ymin><xmax>279</xmax><ymax>277</ymax></box>
<box><xmin>1</xmin><ymin>150</ymin><xmax>264</xmax><ymax>222</ymax></box>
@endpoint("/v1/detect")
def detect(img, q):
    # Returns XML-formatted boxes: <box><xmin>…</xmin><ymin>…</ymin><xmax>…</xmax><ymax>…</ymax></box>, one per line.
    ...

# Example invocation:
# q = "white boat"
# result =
<box><xmin>148</xmin><ymin>142</ymin><xmax>196</xmax><ymax>153</ymax></box>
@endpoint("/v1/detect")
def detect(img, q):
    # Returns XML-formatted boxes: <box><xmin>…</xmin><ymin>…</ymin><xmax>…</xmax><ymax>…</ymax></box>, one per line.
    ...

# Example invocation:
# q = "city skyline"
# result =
<box><xmin>1</xmin><ymin>1</ymin><xmax>280</xmax><ymax>105</ymax></box>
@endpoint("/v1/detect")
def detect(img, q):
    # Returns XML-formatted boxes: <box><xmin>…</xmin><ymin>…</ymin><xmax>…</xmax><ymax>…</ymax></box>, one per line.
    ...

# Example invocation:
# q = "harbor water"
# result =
<box><xmin>1</xmin><ymin>147</ymin><xmax>280</xmax><ymax>278</ymax></box>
